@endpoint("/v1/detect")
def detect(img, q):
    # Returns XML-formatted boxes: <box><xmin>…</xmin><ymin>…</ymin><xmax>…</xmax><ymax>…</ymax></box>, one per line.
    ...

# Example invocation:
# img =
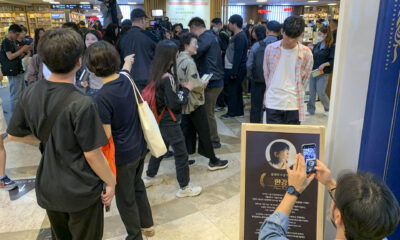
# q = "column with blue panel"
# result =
<box><xmin>358</xmin><ymin>0</ymin><xmax>400</xmax><ymax>239</ymax></box>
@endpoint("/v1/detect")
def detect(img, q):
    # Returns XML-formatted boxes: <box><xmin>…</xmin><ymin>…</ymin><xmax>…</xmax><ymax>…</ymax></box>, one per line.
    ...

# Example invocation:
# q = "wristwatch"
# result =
<box><xmin>287</xmin><ymin>186</ymin><xmax>301</xmax><ymax>198</ymax></box>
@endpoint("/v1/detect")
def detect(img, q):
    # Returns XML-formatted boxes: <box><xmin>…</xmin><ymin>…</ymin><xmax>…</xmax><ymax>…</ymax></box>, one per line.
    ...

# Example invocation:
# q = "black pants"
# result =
<box><xmin>216</xmin><ymin>70</ymin><xmax>229</xmax><ymax>108</ymax></box>
<box><xmin>181</xmin><ymin>105</ymin><xmax>218</xmax><ymax>164</ymax></box>
<box><xmin>47</xmin><ymin>200</ymin><xmax>104</xmax><ymax>240</ymax></box>
<box><xmin>116</xmin><ymin>150</ymin><xmax>153</xmax><ymax>240</ymax></box>
<box><xmin>250</xmin><ymin>82</ymin><xmax>266</xmax><ymax>123</ymax></box>
<box><xmin>226</xmin><ymin>68</ymin><xmax>246</xmax><ymax>117</ymax></box>
<box><xmin>266</xmin><ymin>108</ymin><xmax>300</xmax><ymax>125</ymax></box>
<box><xmin>147</xmin><ymin>124</ymin><xmax>190</xmax><ymax>188</ymax></box>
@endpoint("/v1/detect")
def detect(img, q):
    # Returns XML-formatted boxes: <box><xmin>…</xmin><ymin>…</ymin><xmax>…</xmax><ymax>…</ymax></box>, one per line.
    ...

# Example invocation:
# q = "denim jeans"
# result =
<box><xmin>8</xmin><ymin>73</ymin><xmax>25</xmax><ymax>115</ymax></box>
<box><xmin>307</xmin><ymin>74</ymin><xmax>330</xmax><ymax>114</ymax></box>
<box><xmin>250</xmin><ymin>82</ymin><xmax>266</xmax><ymax>123</ymax></box>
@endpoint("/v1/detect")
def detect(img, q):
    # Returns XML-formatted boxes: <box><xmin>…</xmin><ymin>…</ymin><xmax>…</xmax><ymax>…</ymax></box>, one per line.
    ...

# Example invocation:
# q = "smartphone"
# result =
<box><xmin>102</xmin><ymin>183</ymin><xmax>110</xmax><ymax>212</ymax></box>
<box><xmin>302</xmin><ymin>143</ymin><xmax>317</xmax><ymax>174</ymax></box>
<box><xmin>201</xmin><ymin>73</ymin><xmax>213</xmax><ymax>83</ymax></box>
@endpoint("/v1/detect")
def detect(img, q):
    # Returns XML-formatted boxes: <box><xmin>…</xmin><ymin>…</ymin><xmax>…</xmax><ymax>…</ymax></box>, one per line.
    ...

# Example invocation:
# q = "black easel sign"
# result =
<box><xmin>240</xmin><ymin>124</ymin><xmax>325</xmax><ymax>240</ymax></box>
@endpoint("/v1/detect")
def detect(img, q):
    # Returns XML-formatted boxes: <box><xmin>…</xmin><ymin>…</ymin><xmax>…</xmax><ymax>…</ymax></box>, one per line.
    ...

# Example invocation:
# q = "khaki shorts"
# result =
<box><xmin>0</xmin><ymin>98</ymin><xmax>7</xmax><ymax>135</ymax></box>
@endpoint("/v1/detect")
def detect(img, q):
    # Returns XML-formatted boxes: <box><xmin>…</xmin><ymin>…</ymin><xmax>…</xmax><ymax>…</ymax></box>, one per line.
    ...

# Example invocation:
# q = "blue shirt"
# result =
<box><xmin>258</xmin><ymin>212</ymin><xmax>389</xmax><ymax>240</ymax></box>
<box><xmin>95</xmin><ymin>70</ymin><xmax>146</xmax><ymax>166</ymax></box>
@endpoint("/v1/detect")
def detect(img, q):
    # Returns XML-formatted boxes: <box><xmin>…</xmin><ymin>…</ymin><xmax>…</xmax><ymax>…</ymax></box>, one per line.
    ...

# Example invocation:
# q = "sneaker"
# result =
<box><xmin>236</xmin><ymin>115</ymin><xmax>245</xmax><ymax>118</ymax></box>
<box><xmin>143</xmin><ymin>176</ymin><xmax>163</xmax><ymax>188</ymax></box>
<box><xmin>208</xmin><ymin>160</ymin><xmax>229</xmax><ymax>171</ymax></box>
<box><xmin>0</xmin><ymin>175</ymin><xmax>17</xmax><ymax>191</ymax></box>
<box><xmin>188</xmin><ymin>159</ymin><xmax>196</xmax><ymax>165</ymax></box>
<box><xmin>324</xmin><ymin>112</ymin><xmax>329</xmax><ymax>116</ymax></box>
<box><xmin>163</xmin><ymin>150</ymin><xmax>174</xmax><ymax>158</ymax></box>
<box><xmin>141</xmin><ymin>227</ymin><xmax>155</xmax><ymax>237</ymax></box>
<box><xmin>306</xmin><ymin>111</ymin><xmax>314</xmax><ymax>116</ymax></box>
<box><xmin>220</xmin><ymin>114</ymin><xmax>234</xmax><ymax>120</ymax></box>
<box><xmin>215</xmin><ymin>107</ymin><xmax>225</xmax><ymax>112</ymax></box>
<box><xmin>176</xmin><ymin>185</ymin><xmax>202</xmax><ymax>198</ymax></box>
<box><xmin>212</xmin><ymin>141</ymin><xmax>222</xmax><ymax>149</ymax></box>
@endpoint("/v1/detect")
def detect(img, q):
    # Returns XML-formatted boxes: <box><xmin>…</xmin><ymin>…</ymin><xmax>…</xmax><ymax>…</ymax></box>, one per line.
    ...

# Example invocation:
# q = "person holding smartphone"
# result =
<box><xmin>177</xmin><ymin>32</ymin><xmax>229</xmax><ymax>172</ymax></box>
<box><xmin>258</xmin><ymin>155</ymin><xmax>400</xmax><ymax>240</ymax></box>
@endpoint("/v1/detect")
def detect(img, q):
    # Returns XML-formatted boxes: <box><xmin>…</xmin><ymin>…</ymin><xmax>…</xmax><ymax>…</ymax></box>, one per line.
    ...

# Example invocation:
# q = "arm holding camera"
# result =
<box><xmin>259</xmin><ymin>155</ymin><xmax>337</xmax><ymax>240</ymax></box>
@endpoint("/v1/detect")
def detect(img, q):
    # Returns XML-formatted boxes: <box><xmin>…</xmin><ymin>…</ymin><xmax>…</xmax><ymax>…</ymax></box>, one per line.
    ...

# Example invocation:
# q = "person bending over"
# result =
<box><xmin>258</xmin><ymin>156</ymin><xmax>400</xmax><ymax>240</ymax></box>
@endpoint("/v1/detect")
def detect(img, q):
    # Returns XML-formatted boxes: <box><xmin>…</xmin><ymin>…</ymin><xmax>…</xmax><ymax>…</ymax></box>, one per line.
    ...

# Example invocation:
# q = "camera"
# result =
<box><xmin>148</xmin><ymin>17</ymin><xmax>172</xmax><ymax>42</ymax></box>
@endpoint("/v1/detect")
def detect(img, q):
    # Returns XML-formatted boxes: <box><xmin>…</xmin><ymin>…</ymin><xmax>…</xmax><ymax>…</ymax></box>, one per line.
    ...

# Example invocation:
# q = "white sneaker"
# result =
<box><xmin>176</xmin><ymin>185</ymin><xmax>202</xmax><ymax>198</ymax></box>
<box><xmin>143</xmin><ymin>176</ymin><xmax>163</xmax><ymax>188</ymax></box>
<box><xmin>306</xmin><ymin>111</ymin><xmax>310</xmax><ymax>116</ymax></box>
<box><xmin>324</xmin><ymin>111</ymin><xmax>329</xmax><ymax>116</ymax></box>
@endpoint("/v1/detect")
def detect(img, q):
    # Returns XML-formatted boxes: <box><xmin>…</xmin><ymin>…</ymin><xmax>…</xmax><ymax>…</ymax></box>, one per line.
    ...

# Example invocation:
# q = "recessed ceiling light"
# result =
<box><xmin>80</xmin><ymin>1</ymin><xmax>90</xmax><ymax>4</ymax></box>
<box><xmin>49</xmin><ymin>1</ymin><xmax>60</xmax><ymax>4</ymax></box>
<box><xmin>127</xmin><ymin>2</ymin><xmax>137</xmax><ymax>4</ymax></box>
<box><xmin>282</xmin><ymin>3</ymin><xmax>290</xmax><ymax>5</ymax></box>
<box><xmin>304</xmin><ymin>5</ymin><xmax>311</xmax><ymax>7</ymax></box>
<box><xmin>237</xmin><ymin>3</ymin><xmax>246</xmax><ymax>5</ymax></box>
<box><xmin>308</xmin><ymin>0</ymin><xmax>319</xmax><ymax>2</ymax></box>
<box><xmin>328</xmin><ymin>3</ymin><xmax>337</xmax><ymax>5</ymax></box>
<box><xmin>257</xmin><ymin>0</ymin><xmax>268</xmax><ymax>2</ymax></box>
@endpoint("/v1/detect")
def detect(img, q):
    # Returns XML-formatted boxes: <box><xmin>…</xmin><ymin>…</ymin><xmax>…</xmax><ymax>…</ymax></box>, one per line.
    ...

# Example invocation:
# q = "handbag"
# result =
<box><xmin>120</xmin><ymin>71</ymin><xmax>167</xmax><ymax>158</ymax></box>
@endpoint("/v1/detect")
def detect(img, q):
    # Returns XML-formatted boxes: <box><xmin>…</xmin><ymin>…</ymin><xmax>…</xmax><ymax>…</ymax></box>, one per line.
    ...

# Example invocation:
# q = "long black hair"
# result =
<box><xmin>103</xmin><ymin>23</ymin><xmax>119</xmax><ymax>46</ymax></box>
<box><xmin>149</xmin><ymin>40</ymin><xmax>178</xmax><ymax>88</ymax></box>
<box><xmin>84</xmin><ymin>30</ymin><xmax>102</xmax><ymax>48</ymax></box>
<box><xmin>34</xmin><ymin>28</ymin><xmax>45</xmax><ymax>53</ymax></box>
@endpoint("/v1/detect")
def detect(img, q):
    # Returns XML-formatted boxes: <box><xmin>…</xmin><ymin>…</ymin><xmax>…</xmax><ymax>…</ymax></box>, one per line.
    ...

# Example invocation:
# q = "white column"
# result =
<box><xmin>324</xmin><ymin>0</ymin><xmax>381</xmax><ymax>238</ymax></box>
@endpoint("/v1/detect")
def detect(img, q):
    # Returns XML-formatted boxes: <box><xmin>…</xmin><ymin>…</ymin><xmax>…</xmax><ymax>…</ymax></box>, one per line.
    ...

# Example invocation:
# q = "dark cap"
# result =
<box><xmin>131</xmin><ymin>8</ymin><xmax>148</xmax><ymax>21</ymax></box>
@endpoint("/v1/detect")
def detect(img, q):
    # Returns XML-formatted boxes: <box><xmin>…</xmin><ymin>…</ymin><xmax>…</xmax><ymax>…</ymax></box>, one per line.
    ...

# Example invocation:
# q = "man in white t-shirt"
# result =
<box><xmin>263</xmin><ymin>16</ymin><xmax>313</xmax><ymax>124</ymax></box>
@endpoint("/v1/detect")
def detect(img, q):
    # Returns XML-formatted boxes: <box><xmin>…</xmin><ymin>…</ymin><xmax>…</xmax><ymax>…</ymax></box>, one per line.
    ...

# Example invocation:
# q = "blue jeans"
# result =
<box><xmin>307</xmin><ymin>74</ymin><xmax>330</xmax><ymax>114</ymax></box>
<box><xmin>8</xmin><ymin>73</ymin><xmax>25</xmax><ymax>115</ymax></box>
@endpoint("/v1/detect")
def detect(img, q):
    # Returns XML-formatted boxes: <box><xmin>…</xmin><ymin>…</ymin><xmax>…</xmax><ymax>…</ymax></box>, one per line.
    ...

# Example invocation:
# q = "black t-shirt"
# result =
<box><xmin>95</xmin><ymin>70</ymin><xmax>146</xmax><ymax>166</ymax></box>
<box><xmin>1</xmin><ymin>38</ymin><xmax>23</xmax><ymax>75</ymax></box>
<box><xmin>7</xmin><ymin>80</ymin><xmax>108</xmax><ymax>212</ymax></box>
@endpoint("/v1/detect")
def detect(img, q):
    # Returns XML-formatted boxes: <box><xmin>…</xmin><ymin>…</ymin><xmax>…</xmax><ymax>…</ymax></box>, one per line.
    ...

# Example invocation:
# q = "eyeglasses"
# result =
<box><xmin>328</xmin><ymin>187</ymin><xmax>336</xmax><ymax>202</ymax></box>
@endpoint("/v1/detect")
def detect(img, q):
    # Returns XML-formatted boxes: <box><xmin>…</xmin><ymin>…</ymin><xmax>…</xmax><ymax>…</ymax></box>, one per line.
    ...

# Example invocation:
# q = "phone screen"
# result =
<box><xmin>302</xmin><ymin>144</ymin><xmax>316</xmax><ymax>173</ymax></box>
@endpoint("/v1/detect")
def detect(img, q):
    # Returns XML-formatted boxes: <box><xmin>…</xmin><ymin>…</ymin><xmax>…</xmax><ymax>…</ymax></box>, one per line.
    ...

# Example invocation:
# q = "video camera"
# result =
<box><xmin>148</xmin><ymin>9</ymin><xmax>172</xmax><ymax>42</ymax></box>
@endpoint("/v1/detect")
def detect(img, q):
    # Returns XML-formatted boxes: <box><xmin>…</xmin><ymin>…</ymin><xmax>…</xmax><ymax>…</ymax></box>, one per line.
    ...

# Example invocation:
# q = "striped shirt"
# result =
<box><xmin>263</xmin><ymin>40</ymin><xmax>314</xmax><ymax>121</ymax></box>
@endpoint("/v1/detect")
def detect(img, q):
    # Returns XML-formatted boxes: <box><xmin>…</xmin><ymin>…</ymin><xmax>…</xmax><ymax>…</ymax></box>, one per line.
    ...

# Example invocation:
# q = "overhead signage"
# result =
<box><xmin>51</xmin><ymin>4</ymin><xmax>90</xmax><ymax>9</ymax></box>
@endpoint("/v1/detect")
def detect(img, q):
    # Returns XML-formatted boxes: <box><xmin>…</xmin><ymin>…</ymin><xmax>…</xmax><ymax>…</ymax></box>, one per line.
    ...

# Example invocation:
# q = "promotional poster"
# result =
<box><xmin>240</xmin><ymin>124</ymin><xmax>325</xmax><ymax>240</ymax></box>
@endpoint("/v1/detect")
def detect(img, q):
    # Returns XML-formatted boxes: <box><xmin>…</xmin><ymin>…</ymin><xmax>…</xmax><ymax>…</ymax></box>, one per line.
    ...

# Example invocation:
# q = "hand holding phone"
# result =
<box><xmin>302</xmin><ymin>143</ymin><xmax>317</xmax><ymax>174</ymax></box>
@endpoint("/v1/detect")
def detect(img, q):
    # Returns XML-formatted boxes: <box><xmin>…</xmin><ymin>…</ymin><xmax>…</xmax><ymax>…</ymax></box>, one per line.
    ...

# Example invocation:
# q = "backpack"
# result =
<box><xmin>141</xmin><ymin>73</ymin><xmax>177</xmax><ymax>125</ymax></box>
<box><xmin>253</xmin><ymin>41</ymin><xmax>267</xmax><ymax>83</ymax></box>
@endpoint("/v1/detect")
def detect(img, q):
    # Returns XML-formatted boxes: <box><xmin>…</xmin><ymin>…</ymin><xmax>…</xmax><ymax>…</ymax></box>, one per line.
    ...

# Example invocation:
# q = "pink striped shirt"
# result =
<box><xmin>263</xmin><ymin>40</ymin><xmax>314</xmax><ymax>121</ymax></box>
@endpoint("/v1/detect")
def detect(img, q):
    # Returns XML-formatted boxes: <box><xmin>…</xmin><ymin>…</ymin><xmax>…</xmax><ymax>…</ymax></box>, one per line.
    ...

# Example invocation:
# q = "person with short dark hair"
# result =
<box><xmin>78</xmin><ymin>20</ymin><xmax>89</xmax><ymax>37</ymax></box>
<box><xmin>269</xmin><ymin>141</ymin><xmax>289</xmax><ymax>168</ymax></box>
<box><xmin>172</xmin><ymin>23</ymin><xmax>184</xmax><ymax>40</ymax></box>
<box><xmin>263</xmin><ymin>16</ymin><xmax>313</xmax><ymax>125</ymax></box>
<box><xmin>220</xmin><ymin>14</ymin><xmax>249</xmax><ymax>120</ymax></box>
<box><xmin>211</xmin><ymin>18</ymin><xmax>230</xmax><ymax>55</ymax></box>
<box><xmin>307</xmin><ymin>26</ymin><xmax>335</xmax><ymax>117</ymax></box>
<box><xmin>189</xmin><ymin>17</ymin><xmax>225</xmax><ymax>149</ymax></box>
<box><xmin>119</xmin><ymin>8</ymin><xmax>157</xmax><ymax>91</ymax></box>
<box><xmin>258</xmin><ymin>156</ymin><xmax>400</xmax><ymax>240</ymax></box>
<box><xmin>7</xmin><ymin>28</ymin><xmax>116</xmax><ymax>240</ymax></box>
<box><xmin>86</xmin><ymin>41</ymin><xmax>155</xmax><ymax>239</ymax></box>
<box><xmin>0</xmin><ymin>24</ymin><xmax>32</xmax><ymax>115</ymax></box>
<box><xmin>176</xmin><ymin>32</ymin><xmax>229</xmax><ymax>171</ymax></box>
<box><xmin>62</xmin><ymin>22</ymin><xmax>81</xmax><ymax>34</ymax></box>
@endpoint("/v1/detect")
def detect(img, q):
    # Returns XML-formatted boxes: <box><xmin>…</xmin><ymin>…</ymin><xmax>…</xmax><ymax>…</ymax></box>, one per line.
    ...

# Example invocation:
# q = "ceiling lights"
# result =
<box><xmin>237</xmin><ymin>3</ymin><xmax>246</xmax><ymax>5</ymax></box>
<box><xmin>80</xmin><ymin>1</ymin><xmax>90</xmax><ymax>4</ymax></box>
<box><xmin>308</xmin><ymin>0</ymin><xmax>319</xmax><ymax>2</ymax></box>
<box><xmin>328</xmin><ymin>3</ymin><xmax>337</xmax><ymax>5</ymax></box>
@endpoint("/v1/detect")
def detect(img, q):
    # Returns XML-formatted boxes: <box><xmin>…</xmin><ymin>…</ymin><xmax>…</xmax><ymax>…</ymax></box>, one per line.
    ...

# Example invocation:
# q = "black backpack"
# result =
<box><xmin>252</xmin><ymin>41</ymin><xmax>267</xmax><ymax>83</ymax></box>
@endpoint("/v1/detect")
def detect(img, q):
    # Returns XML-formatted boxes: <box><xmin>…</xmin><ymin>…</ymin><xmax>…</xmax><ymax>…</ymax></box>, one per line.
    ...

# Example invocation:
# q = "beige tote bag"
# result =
<box><xmin>120</xmin><ymin>71</ymin><xmax>167</xmax><ymax>158</ymax></box>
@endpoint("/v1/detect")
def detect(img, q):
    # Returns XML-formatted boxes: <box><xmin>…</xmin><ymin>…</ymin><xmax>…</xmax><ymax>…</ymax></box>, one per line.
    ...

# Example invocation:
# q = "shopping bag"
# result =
<box><xmin>101</xmin><ymin>136</ymin><xmax>117</xmax><ymax>178</ymax></box>
<box><xmin>120</xmin><ymin>71</ymin><xmax>167</xmax><ymax>158</ymax></box>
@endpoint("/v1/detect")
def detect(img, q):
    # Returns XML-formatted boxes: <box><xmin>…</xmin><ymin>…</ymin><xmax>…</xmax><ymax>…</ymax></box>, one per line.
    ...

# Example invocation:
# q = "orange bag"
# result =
<box><xmin>101</xmin><ymin>136</ymin><xmax>117</xmax><ymax>178</ymax></box>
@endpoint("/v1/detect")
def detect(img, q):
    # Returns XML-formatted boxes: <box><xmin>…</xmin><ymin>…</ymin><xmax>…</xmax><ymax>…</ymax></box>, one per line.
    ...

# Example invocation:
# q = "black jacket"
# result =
<box><xmin>193</xmin><ymin>30</ymin><xmax>224</xmax><ymax>83</ymax></box>
<box><xmin>232</xmin><ymin>31</ymin><xmax>248</xmax><ymax>75</ymax></box>
<box><xmin>156</xmin><ymin>76</ymin><xmax>190</xmax><ymax>126</ymax></box>
<box><xmin>312</xmin><ymin>42</ymin><xmax>335</xmax><ymax>72</ymax></box>
<box><xmin>119</xmin><ymin>26</ymin><xmax>157</xmax><ymax>86</ymax></box>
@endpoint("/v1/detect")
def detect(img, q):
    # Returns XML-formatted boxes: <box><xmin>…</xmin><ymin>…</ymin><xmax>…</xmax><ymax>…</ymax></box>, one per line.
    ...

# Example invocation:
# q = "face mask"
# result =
<box><xmin>212</xmin><ymin>27</ymin><xmax>219</xmax><ymax>33</ymax></box>
<box><xmin>317</xmin><ymin>35</ymin><xmax>325</xmax><ymax>42</ymax></box>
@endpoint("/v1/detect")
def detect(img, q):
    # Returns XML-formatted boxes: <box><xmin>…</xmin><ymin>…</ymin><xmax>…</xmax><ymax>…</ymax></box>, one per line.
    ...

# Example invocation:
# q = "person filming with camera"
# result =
<box><xmin>258</xmin><ymin>154</ymin><xmax>400</xmax><ymax>240</ymax></box>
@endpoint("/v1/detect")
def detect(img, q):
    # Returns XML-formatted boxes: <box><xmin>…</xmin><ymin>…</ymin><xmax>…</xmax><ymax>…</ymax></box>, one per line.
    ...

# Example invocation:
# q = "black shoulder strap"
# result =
<box><xmin>38</xmin><ymin>90</ymin><xmax>78</xmax><ymax>145</ymax></box>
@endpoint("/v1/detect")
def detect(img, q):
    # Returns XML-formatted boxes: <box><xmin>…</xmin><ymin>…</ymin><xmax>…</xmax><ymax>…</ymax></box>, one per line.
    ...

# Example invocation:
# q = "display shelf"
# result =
<box><xmin>70</xmin><ymin>12</ymin><xmax>85</xmax><ymax>23</ymax></box>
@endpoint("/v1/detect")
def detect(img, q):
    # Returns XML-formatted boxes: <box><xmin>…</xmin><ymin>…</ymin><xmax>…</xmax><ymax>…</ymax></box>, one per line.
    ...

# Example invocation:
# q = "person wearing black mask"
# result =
<box><xmin>119</xmin><ymin>8</ymin><xmax>157</xmax><ymax>91</ymax></box>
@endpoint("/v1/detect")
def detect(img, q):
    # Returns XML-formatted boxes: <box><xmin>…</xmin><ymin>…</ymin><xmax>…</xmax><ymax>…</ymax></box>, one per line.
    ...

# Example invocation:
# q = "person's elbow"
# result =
<box><xmin>84</xmin><ymin>149</ymin><xmax>102</xmax><ymax>164</ymax></box>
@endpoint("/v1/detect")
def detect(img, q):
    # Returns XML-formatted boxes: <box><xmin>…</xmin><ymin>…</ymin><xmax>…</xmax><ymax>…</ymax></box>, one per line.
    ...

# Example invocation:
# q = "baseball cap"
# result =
<box><xmin>131</xmin><ymin>8</ymin><xmax>148</xmax><ymax>21</ymax></box>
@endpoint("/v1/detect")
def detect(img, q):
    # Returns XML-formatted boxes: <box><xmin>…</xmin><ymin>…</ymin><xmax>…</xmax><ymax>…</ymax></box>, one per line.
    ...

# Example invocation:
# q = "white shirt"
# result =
<box><xmin>265</xmin><ymin>45</ymin><xmax>299</xmax><ymax>110</ymax></box>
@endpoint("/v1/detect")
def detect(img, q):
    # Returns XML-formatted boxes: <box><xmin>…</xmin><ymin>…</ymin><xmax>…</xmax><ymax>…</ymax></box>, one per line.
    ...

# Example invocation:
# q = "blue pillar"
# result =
<box><xmin>358</xmin><ymin>0</ymin><xmax>400</xmax><ymax>239</ymax></box>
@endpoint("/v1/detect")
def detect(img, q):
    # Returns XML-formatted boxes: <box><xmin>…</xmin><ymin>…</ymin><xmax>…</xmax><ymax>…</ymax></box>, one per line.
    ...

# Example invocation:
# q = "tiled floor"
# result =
<box><xmin>0</xmin><ymin>100</ymin><xmax>328</xmax><ymax>240</ymax></box>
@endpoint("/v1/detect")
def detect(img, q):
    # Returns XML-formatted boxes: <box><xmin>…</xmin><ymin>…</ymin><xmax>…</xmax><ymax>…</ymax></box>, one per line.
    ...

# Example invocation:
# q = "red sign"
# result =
<box><xmin>284</xmin><ymin>7</ymin><xmax>293</xmax><ymax>12</ymax></box>
<box><xmin>258</xmin><ymin>9</ymin><xmax>272</xmax><ymax>14</ymax></box>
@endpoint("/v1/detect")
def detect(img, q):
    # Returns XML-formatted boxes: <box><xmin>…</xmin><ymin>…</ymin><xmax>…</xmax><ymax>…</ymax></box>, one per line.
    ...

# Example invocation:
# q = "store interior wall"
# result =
<box><xmin>324</xmin><ymin>0</ymin><xmax>380</xmax><ymax>238</ymax></box>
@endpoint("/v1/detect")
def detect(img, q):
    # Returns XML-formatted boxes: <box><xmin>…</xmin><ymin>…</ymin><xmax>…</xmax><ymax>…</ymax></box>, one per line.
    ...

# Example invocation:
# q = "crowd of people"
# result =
<box><xmin>0</xmin><ymin>7</ymin><xmax>399</xmax><ymax>240</ymax></box>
